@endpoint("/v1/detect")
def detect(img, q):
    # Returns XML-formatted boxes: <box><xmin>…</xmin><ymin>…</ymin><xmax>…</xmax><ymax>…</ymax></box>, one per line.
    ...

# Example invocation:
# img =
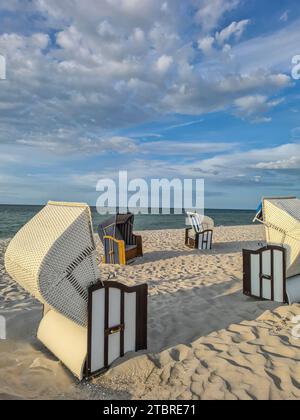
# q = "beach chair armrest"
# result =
<box><xmin>103</xmin><ymin>236</ymin><xmax>126</xmax><ymax>265</ymax></box>
<box><xmin>103</xmin><ymin>235</ymin><xmax>124</xmax><ymax>243</ymax></box>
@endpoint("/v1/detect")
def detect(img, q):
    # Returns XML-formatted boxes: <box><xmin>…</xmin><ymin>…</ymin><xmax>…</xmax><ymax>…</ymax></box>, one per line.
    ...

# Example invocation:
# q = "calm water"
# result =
<box><xmin>0</xmin><ymin>205</ymin><xmax>256</xmax><ymax>239</ymax></box>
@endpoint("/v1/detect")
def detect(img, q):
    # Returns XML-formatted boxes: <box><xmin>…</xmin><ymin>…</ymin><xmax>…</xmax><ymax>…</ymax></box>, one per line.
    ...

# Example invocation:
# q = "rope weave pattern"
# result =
<box><xmin>263</xmin><ymin>198</ymin><xmax>300</xmax><ymax>278</ymax></box>
<box><xmin>5</xmin><ymin>202</ymin><xmax>100</xmax><ymax>326</ymax></box>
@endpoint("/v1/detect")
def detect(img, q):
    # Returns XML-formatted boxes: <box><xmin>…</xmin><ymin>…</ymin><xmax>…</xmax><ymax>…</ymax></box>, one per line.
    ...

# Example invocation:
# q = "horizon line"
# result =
<box><xmin>0</xmin><ymin>203</ymin><xmax>256</xmax><ymax>212</ymax></box>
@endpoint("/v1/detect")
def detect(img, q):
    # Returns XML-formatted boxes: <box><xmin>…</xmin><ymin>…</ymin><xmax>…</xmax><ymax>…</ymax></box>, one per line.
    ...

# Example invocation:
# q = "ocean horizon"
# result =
<box><xmin>0</xmin><ymin>204</ymin><xmax>256</xmax><ymax>239</ymax></box>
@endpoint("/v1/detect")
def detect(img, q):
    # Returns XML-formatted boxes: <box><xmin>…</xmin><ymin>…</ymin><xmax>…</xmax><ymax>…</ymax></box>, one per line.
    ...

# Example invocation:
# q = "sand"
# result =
<box><xmin>1</xmin><ymin>225</ymin><xmax>300</xmax><ymax>400</ymax></box>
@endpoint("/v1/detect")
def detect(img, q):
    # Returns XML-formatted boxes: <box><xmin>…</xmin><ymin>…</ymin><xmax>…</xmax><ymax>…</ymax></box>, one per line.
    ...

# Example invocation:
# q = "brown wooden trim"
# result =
<box><xmin>243</xmin><ymin>249</ymin><xmax>251</xmax><ymax>297</ymax></box>
<box><xmin>120</xmin><ymin>290</ymin><xmax>125</xmax><ymax>357</ymax></box>
<box><xmin>185</xmin><ymin>228</ymin><xmax>190</xmax><ymax>246</ymax></box>
<box><xmin>271</xmin><ymin>248</ymin><xmax>274</xmax><ymax>301</ymax></box>
<box><xmin>259</xmin><ymin>249</ymin><xmax>263</xmax><ymax>299</ymax></box>
<box><xmin>135</xmin><ymin>283</ymin><xmax>148</xmax><ymax>351</ymax></box>
<box><xmin>104</xmin><ymin>287</ymin><xmax>109</xmax><ymax>368</ymax></box>
<box><xmin>86</xmin><ymin>285</ymin><xmax>93</xmax><ymax>376</ymax></box>
<box><xmin>134</xmin><ymin>235</ymin><xmax>143</xmax><ymax>257</ymax></box>
<box><xmin>282</xmin><ymin>247</ymin><xmax>288</xmax><ymax>303</ymax></box>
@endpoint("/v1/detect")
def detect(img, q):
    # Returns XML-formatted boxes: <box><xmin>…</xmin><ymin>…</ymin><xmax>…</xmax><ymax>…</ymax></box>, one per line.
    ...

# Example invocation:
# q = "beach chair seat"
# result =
<box><xmin>185</xmin><ymin>212</ymin><xmax>214</xmax><ymax>250</ymax></box>
<box><xmin>5</xmin><ymin>202</ymin><xmax>148</xmax><ymax>379</ymax></box>
<box><xmin>98</xmin><ymin>213</ymin><xmax>143</xmax><ymax>265</ymax></box>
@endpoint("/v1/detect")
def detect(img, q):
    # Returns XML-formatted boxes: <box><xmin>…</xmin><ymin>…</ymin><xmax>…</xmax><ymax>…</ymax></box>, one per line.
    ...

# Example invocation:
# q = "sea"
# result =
<box><xmin>0</xmin><ymin>205</ymin><xmax>256</xmax><ymax>239</ymax></box>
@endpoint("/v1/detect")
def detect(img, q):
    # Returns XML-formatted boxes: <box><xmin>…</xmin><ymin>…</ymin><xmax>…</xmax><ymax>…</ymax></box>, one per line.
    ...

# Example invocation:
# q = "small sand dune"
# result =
<box><xmin>1</xmin><ymin>226</ymin><xmax>300</xmax><ymax>400</ymax></box>
<box><xmin>97</xmin><ymin>305</ymin><xmax>300</xmax><ymax>400</ymax></box>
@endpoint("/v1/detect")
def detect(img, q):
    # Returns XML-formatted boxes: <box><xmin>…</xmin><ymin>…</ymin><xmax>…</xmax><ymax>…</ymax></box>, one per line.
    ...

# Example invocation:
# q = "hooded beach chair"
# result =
<box><xmin>185</xmin><ymin>212</ymin><xmax>214</xmax><ymax>250</ymax></box>
<box><xmin>243</xmin><ymin>196</ymin><xmax>300</xmax><ymax>304</ymax></box>
<box><xmin>4</xmin><ymin>202</ymin><xmax>147</xmax><ymax>379</ymax></box>
<box><xmin>98</xmin><ymin>213</ymin><xmax>143</xmax><ymax>265</ymax></box>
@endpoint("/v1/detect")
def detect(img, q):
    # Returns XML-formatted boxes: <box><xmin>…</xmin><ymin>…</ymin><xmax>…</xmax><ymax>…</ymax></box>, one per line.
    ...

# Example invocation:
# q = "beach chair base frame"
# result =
<box><xmin>185</xmin><ymin>228</ymin><xmax>213</xmax><ymax>250</ymax></box>
<box><xmin>243</xmin><ymin>246</ymin><xmax>288</xmax><ymax>304</ymax></box>
<box><xmin>86</xmin><ymin>281</ymin><xmax>148</xmax><ymax>378</ymax></box>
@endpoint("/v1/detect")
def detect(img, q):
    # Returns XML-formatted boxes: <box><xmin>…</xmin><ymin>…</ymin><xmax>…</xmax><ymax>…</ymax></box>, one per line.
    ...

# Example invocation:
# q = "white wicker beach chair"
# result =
<box><xmin>244</xmin><ymin>197</ymin><xmax>300</xmax><ymax>304</ymax></box>
<box><xmin>185</xmin><ymin>212</ymin><xmax>214</xmax><ymax>250</ymax></box>
<box><xmin>5</xmin><ymin>202</ymin><xmax>147</xmax><ymax>379</ymax></box>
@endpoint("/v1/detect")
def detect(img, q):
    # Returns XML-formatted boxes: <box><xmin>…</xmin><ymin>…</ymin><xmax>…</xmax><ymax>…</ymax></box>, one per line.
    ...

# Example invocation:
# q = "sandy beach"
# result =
<box><xmin>1</xmin><ymin>225</ymin><xmax>300</xmax><ymax>400</ymax></box>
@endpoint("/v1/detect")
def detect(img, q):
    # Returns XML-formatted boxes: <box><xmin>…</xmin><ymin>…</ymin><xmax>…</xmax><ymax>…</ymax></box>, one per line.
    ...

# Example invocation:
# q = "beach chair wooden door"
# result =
<box><xmin>243</xmin><ymin>246</ymin><xmax>287</xmax><ymax>303</ymax></box>
<box><xmin>87</xmin><ymin>281</ymin><xmax>148</xmax><ymax>377</ymax></box>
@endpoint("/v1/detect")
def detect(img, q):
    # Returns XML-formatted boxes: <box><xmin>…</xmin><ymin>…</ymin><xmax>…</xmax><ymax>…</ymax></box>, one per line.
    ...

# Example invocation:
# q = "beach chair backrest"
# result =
<box><xmin>98</xmin><ymin>215</ymin><xmax>121</xmax><ymax>243</ymax></box>
<box><xmin>5</xmin><ymin>201</ymin><xmax>100</xmax><ymax>326</ymax></box>
<box><xmin>187</xmin><ymin>211</ymin><xmax>202</xmax><ymax>234</ymax></box>
<box><xmin>117</xmin><ymin>213</ymin><xmax>136</xmax><ymax>246</ymax></box>
<box><xmin>243</xmin><ymin>246</ymin><xmax>287</xmax><ymax>303</ymax></box>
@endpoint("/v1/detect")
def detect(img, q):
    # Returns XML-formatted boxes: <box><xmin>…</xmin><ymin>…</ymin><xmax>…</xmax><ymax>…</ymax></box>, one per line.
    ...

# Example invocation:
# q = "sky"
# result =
<box><xmin>0</xmin><ymin>0</ymin><xmax>300</xmax><ymax>209</ymax></box>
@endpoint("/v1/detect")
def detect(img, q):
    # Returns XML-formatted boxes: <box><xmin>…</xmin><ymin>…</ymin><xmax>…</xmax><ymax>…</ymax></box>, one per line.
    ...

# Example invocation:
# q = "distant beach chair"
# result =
<box><xmin>243</xmin><ymin>196</ymin><xmax>300</xmax><ymax>304</ymax></box>
<box><xmin>185</xmin><ymin>212</ymin><xmax>214</xmax><ymax>250</ymax></box>
<box><xmin>98</xmin><ymin>213</ymin><xmax>143</xmax><ymax>265</ymax></box>
<box><xmin>4</xmin><ymin>202</ymin><xmax>148</xmax><ymax>379</ymax></box>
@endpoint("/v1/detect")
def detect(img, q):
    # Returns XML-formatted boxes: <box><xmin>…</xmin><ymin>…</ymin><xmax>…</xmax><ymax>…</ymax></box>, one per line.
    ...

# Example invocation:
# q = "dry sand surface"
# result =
<box><xmin>1</xmin><ymin>225</ymin><xmax>300</xmax><ymax>400</ymax></box>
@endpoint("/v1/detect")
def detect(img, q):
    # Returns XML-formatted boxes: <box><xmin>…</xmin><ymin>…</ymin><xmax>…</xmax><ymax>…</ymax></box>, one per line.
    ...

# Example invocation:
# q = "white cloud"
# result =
<box><xmin>162</xmin><ymin>72</ymin><xmax>290</xmax><ymax>116</ymax></box>
<box><xmin>17</xmin><ymin>132</ymin><xmax>140</xmax><ymax>154</ymax></box>
<box><xmin>215</xmin><ymin>19</ymin><xmax>250</xmax><ymax>45</ymax></box>
<box><xmin>227</xmin><ymin>17</ymin><xmax>300</xmax><ymax>73</ymax></box>
<box><xmin>280</xmin><ymin>10</ymin><xmax>290</xmax><ymax>22</ymax></box>
<box><xmin>255</xmin><ymin>156</ymin><xmax>300</xmax><ymax>170</ymax></box>
<box><xmin>234</xmin><ymin>95</ymin><xmax>284</xmax><ymax>122</ymax></box>
<box><xmin>155</xmin><ymin>55</ymin><xmax>174</xmax><ymax>73</ymax></box>
<box><xmin>0</xmin><ymin>0</ymin><xmax>293</xmax><ymax>156</ymax></box>
<box><xmin>198</xmin><ymin>36</ymin><xmax>215</xmax><ymax>55</ymax></box>
<box><xmin>195</xmin><ymin>0</ymin><xmax>240</xmax><ymax>32</ymax></box>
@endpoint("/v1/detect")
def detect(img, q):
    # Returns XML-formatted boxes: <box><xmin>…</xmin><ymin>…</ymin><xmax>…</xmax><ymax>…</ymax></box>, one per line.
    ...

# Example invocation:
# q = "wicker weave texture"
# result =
<box><xmin>5</xmin><ymin>201</ymin><xmax>100</xmax><ymax>326</ymax></box>
<box><xmin>263</xmin><ymin>198</ymin><xmax>300</xmax><ymax>278</ymax></box>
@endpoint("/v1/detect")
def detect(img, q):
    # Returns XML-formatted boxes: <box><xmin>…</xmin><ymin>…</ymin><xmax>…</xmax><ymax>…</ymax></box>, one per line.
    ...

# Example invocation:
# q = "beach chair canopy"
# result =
<box><xmin>5</xmin><ymin>201</ymin><xmax>100</xmax><ymax>326</ymax></box>
<box><xmin>98</xmin><ymin>213</ymin><xmax>136</xmax><ymax>246</ymax></box>
<box><xmin>187</xmin><ymin>212</ymin><xmax>215</xmax><ymax>234</ymax></box>
<box><xmin>255</xmin><ymin>197</ymin><xmax>300</xmax><ymax>278</ymax></box>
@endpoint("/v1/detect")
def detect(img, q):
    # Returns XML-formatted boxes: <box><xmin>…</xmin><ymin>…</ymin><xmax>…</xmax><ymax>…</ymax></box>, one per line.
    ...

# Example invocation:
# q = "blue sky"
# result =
<box><xmin>0</xmin><ymin>0</ymin><xmax>300</xmax><ymax>209</ymax></box>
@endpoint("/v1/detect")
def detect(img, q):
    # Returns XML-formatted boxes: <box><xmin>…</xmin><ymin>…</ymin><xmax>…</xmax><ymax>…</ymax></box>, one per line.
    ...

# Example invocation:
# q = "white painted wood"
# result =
<box><xmin>262</xmin><ymin>278</ymin><xmax>272</xmax><ymax>300</ymax></box>
<box><xmin>261</xmin><ymin>250</ymin><xmax>272</xmax><ymax>300</ymax></box>
<box><xmin>207</xmin><ymin>232</ymin><xmax>212</xmax><ymax>249</ymax></box>
<box><xmin>91</xmin><ymin>289</ymin><xmax>105</xmax><ymax>373</ymax></box>
<box><xmin>287</xmin><ymin>275</ymin><xmax>300</xmax><ymax>304</ymax></box>
<box><xmin>108</xmin><ymin>333</ymin><xmax>120</xmax><ymax>366</ymax></box>
<box><xmin>203</xmin><ymin>232</ymin><xmax>208</xmax><ymax>250</ymax></box>
<box><xmin>108</xmin><ymin>288</ymin><xmax>121</xmax><ymax>366</ymax></box>
<box><xmin>198</xmin><ymin>233</ymin><xmax>203</xmax><ymax>250</ymax></box>
<box><xmin>262</xmin><ymin>250</ymin><xmax>271</xmax><ymax>277</ymax></box>
<box><xmin>124</xmin><ymin>292</ymin><xmax>136</xmax><ymax>353</ymax></box>
<box><xmin>250</xmin><ymin>254</ymin><xmax>260</xmax><ymax>297</ymax></box>
<box><xmin>109</xmin><ymin>288</ymin><xmax>121</xmax><ymax>327</ymax></box>
<box><xmin>273</xmin><ymin>250</ymin><xmax>284</xmax><ymax>302</ymax></box>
